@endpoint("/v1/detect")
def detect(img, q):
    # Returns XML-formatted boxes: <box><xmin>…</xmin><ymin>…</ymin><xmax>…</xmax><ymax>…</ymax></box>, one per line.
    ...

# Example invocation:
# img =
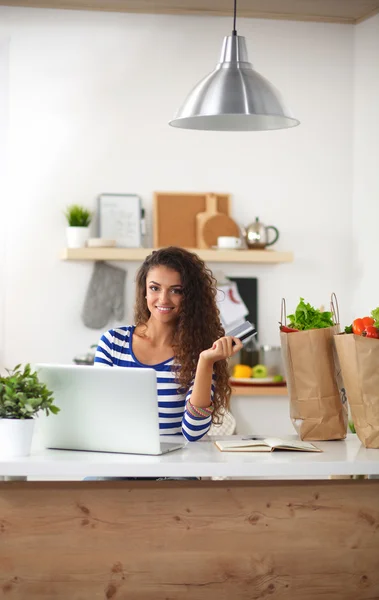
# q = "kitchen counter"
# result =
<box><xmin>1</xmin><ymin>434</ymin><xmax>378</xmax><ymax>600</ymax></box>
<box><xmin>0</xmin><ymin>434</ymin><xmax>377</xmax><ymax>479</ymax></box>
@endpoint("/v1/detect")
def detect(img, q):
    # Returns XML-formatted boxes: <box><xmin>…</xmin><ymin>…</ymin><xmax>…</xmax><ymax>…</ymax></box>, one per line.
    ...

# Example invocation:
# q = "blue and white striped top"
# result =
<box><xmin>94</xmin><ymin>326</ymin><xmax>214</xmax><ymax>442</ymax></box>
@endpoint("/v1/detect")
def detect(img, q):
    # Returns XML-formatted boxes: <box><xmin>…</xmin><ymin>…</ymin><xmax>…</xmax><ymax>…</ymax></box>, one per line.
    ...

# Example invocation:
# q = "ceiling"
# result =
<box><xmin>0</xmin><ymin>0</ymin><xmax>378</xmax><ymax>24</ymax></box>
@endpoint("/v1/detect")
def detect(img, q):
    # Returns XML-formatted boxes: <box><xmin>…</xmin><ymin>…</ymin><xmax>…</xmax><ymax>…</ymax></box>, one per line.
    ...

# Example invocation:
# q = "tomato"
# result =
<box><xmin>280</xmin><ymin>325</ymin><xmax>299</xmax><ymax>333</ymax></box>
<box><xmin>364</xmin><ymin>326</ymin><xmax>379</xmax><ymax>339</ymax></box>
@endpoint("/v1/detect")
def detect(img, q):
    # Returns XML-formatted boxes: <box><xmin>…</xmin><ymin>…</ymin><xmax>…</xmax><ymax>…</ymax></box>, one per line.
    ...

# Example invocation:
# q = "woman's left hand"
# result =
<box><xmin>200</xmin><ymin>336</ymin><xmax>243</xmax><ymax>364</ymax></box>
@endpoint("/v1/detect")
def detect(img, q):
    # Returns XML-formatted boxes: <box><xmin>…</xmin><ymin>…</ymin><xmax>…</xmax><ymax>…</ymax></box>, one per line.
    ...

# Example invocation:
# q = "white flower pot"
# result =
<box><xmin>0</xmin><ymin>419</ymin><xmax>35</xmax><ymax>458</ymax></box>
<box><xmin>66</xmin><ymin>226</ymin><xmax>90</xmax><ymax>248</ymax></box>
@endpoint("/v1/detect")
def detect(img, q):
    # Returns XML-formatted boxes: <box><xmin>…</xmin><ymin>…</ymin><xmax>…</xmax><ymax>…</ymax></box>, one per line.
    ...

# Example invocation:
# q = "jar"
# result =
<box><xmin>258</xmin><ymin>346</ymin><xmax>284</xmax><ymax>376</ymax></box>
<box><xmin>239</xmin><ymin>337</ymin><xmax>259</xmax><ymax>368</ymax></box>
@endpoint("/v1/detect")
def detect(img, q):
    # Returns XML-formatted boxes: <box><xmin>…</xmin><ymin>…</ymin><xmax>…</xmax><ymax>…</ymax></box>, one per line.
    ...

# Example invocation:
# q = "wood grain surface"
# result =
<box><xmin>195</xmin><ymin>193</ymin><xmax>219</xmax><ymax>249</ymax></box>
<box><xmin>0</xmin><ymin>479</ymin><xmax>378</xmax><ymax>599</ymax></box>
<box><xmin>1</xmin><ymin>0</ymin><xmax>378</xmax><ymax>24</ymax></box>
<box><xmin>153</xmin><ymin>191</ymin><xmax>230</xmax><ymax>248</ymax></box>
<box><xmin>196</xmin><ymin>194</ymin><xmax>240</xmax><ymax>248</ymax></box>
<box><xmin>196</xmin><ymin>193</ymin><xmax>239</xmax><ymax>248</ymax></box>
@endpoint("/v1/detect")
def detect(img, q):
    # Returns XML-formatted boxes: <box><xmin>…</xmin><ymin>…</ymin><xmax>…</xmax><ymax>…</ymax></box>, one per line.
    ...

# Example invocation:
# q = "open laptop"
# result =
<box><xmin>35</xmin><ymin>364</ymin><xmax>186</xmax><ymax>455</ymax></box>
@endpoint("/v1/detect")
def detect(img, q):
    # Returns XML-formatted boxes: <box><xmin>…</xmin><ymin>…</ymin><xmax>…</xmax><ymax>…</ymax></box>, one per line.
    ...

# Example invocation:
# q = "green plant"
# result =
<box><xmin>349</xmin><ymin>420</ymin><xmax>356</xmax><ymax>434</ymax></box>
<box><xmin>0</xmin><ymin>364</ymin><xmax>60</xmax><ymax>419</ymax></box>
<box><xmin>64</xmin><ymin>204</ymin><xmax>92</xmax><ymax>227</ymax></box>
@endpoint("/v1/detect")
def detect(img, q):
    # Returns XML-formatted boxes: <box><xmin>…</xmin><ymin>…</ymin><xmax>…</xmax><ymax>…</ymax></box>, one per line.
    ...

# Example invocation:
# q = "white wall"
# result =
<box><xmin>352</xmin><ymin>14</ymin><xmax>379</xmax><ymax>315</ymax></box>
<box><xmin>0</xmin><ymin>38</ymin><xmax>9</xmax><ymax>370</ymax></box>
<box><xmin>0</xmin><ymin>7</ymin><xmax>354</xmax><ymax>368</ymax></box>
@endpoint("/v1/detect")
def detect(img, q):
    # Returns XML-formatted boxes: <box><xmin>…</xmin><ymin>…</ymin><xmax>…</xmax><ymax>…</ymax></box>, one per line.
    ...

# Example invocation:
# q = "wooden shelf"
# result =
<box><xmin>61</xmin><ymin>247</ymin><xmax>293</xmax><ymax>264</ymax></box>
<box><xmin>6</xmin><ymin>1</ymin><xmax>374</xmax><ymax>26</ymax></box>
<box><xmin>230</xmin><ymin>385</ymin><xmax>288</xmax><ymax>397</ymax></box>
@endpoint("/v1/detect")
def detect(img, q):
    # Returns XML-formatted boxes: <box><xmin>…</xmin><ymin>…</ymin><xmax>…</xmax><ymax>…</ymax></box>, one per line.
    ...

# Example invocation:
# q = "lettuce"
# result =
<box><xmin>287</xmin><ymin>297</ymin><xmax>334</xmax><ymax>331</ymax></box>
<box><xmin>371</xmin><ymin>306</ymin><xmax>379</xmax><ymax>328</ymax></box>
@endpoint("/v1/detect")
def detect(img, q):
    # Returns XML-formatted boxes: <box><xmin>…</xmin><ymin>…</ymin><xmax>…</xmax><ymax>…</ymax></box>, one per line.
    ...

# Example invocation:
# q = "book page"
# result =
<box><xmin>264</xmin><ymin>438</ymin><xmax>321</xmax><ymax>452</ymax></box>
<box><xmin>214</xmin><ymin>440</ymin><xmax>271</xmax><ymax>452</ymax></box>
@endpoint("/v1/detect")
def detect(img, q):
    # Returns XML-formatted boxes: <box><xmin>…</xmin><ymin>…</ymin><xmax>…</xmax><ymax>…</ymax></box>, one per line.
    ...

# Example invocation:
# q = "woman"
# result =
<box><xmin>95</xmin><ymin>246</ymin><xmax>242</xmax><ymax>441</ymax></box>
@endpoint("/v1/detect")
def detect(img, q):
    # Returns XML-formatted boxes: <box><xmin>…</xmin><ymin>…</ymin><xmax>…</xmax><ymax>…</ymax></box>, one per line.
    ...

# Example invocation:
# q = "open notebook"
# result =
<box><xmin>214</xmin><ymin>438</ymin><xmax>322</xmax><ymax>453</ymax></box>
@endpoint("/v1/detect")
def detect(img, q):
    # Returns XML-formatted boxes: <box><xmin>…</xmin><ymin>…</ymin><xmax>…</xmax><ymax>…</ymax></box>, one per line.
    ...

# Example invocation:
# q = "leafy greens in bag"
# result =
<box><xmin>287</xmin><ymin>298</ymin><xmax>334</xmax><ymax>331</ymax></box>
<box><xmin>372</xmin><ymin>306</ymin><xmax>379</xmax><ymax>328</ymax></box>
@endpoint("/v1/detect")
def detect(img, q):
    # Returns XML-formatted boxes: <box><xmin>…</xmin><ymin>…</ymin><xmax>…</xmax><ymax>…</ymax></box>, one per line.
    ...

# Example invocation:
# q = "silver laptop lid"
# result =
<box><xmin>35</xmin><ymin>363</ymin><xmax>163</xmax><ymax>455</ymax></box>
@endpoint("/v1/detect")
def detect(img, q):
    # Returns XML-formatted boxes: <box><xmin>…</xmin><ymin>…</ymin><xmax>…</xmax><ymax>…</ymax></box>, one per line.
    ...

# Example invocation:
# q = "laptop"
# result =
<box><xmin>35</xmin><ymin>364</ymin><xmax>186</xmax><ymax>455</ymax></box>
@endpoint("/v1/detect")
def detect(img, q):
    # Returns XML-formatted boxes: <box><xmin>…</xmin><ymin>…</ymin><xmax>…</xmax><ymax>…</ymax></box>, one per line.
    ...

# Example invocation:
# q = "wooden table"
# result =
<box><xmin>0</xmin><ymin>434</ymin><xmax>378</xmax><ymax>599</ymax></box>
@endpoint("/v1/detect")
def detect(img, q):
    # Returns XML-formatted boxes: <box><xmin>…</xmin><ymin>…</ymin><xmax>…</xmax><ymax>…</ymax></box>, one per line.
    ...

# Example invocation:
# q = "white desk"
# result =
<box><xmin>0</xmin><ymin>434</ymin><xmax>378</xmax><ymax>479</ymax></box>
<box><xmin>1</xmin><ymin>435</ymin><xmax>378</xmax><ymax>600</ymax></box>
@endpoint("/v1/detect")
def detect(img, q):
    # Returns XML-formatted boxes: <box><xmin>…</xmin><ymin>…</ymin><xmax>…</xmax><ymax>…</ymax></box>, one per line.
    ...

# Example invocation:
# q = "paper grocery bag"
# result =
<box><xmin>334</xmin><ymin>334</ymin><xmax>379</xmax><ymax>449</ymax></box>
<box><xmin>280</xmin><ymin>297</ymin><xmax>347</xmax><ymax>441</ymax></box>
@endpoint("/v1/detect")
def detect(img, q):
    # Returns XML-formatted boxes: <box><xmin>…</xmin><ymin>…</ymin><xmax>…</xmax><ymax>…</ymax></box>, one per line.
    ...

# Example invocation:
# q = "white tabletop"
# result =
<box><xmin>0</xmin><ymin>434</ymin><xmax>378</xmax><ymax>479</ymax></box>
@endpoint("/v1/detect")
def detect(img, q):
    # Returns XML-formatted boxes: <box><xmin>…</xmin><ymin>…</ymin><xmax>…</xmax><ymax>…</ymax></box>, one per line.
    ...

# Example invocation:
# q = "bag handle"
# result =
<box><xmin>330</xmin><ymin>292</ymin><xmax>340</xmax><ymax>325</ymax></box>
<box><xmin>280</xmin><ymin>298</ymin><xmax>287</xmax><ymax>326</ymax></box>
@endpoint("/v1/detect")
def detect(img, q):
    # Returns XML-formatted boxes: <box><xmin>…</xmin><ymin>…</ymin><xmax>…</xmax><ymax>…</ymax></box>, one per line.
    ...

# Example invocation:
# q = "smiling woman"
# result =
<box><xmin>145</xmin><ymin>266</ymin><xmax>183</xmax><ymax>324</ymax></box>
<box><xmin>94</xmin><ymin>246</ymin><xmax>243</xmax><ymax>441</ymax></box>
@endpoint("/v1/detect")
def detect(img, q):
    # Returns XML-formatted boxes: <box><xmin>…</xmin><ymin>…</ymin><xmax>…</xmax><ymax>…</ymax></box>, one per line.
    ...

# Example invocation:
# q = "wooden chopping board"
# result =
<box><xmin>196</xmin><ymin>193</ymin><xmax>240</xmax><ymax>249</ymax></box>
<box><xmin>153</xmin><ymin>192</ymin><xmax>230</xmax><ymax>248</ymax></box>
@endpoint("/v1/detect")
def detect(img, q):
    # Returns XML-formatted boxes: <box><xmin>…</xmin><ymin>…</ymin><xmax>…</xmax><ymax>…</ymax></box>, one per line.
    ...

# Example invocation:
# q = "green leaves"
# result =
<box><xmin>371</xmin><ymin>306</ymin><xmax>379</xmax><ymax>328</ymax></box>
<box><xmin>64</xmin><ymin>204</ymin><xmax>92</xmax><ymax>227</ymax></box>
<box><xmin>0</xmin><ymin>364</ymin><xmax>60</xmax><ymax>420</ymax></box>
<box><xmin>287</xmin><ymin>298</ymin><xmax>334</xmax><ymax>331</ymax></box>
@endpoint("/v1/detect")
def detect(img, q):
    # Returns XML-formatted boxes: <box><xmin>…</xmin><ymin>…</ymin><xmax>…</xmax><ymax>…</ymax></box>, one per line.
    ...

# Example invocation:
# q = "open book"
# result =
<box><xmin>214</xmin><ymin>437</ymin><xmax>322</xmax><ymax>453</ymax></box>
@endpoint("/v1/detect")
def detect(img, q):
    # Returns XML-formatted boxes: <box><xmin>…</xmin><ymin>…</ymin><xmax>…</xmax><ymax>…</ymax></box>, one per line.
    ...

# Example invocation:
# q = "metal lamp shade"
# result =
<box><xmin>169</xmin><ymin>35</ymin><xmax>300</xmax><ymax>132</ymax></box>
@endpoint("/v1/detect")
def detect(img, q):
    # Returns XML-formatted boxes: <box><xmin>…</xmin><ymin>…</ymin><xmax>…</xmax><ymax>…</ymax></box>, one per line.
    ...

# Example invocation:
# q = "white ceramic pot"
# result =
<box><xmin>66</xmin><ymin>226</ymin><xmax>90</xmax><ymax>248</ymax></box>
<box><xmin>0</xmin><ymin>419</ymin><xmax>35</xmax><ymax>458</ymax></box>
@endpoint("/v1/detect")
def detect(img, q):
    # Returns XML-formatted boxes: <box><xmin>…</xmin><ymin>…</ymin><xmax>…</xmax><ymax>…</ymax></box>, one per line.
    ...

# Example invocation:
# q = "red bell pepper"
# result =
<box><xmin>280</xmin><ymin>325</ymin><xmax>299</xmax><ymax>333</ymax></box>
<box><xmin>352</xmin><ymin>317</ymin><xmax>375</xmax><ymax>335</ymax></box>
<box><xmin>364</xmin><ymin>326</ymin><xmax>379</xmax><ymax>339</ymax></box>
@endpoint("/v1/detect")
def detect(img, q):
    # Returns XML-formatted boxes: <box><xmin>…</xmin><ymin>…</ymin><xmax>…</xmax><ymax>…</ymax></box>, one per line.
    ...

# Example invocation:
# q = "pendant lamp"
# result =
<box><xmin>169</xmin><ymin>0</ymin><xmax>300</xmax><ymax>132</ymax></box>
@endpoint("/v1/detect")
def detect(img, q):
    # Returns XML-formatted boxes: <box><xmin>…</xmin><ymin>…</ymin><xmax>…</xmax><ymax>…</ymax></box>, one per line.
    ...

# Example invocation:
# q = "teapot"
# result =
<box><xmin>241</xmin><ymin>217</ymin><xmax>279</xmax><ymax>249</ymax></box>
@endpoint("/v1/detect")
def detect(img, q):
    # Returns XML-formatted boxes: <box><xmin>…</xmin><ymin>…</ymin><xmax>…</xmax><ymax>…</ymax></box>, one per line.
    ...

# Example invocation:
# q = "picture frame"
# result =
<box><xmin>98</xmin><ymin>193</ymin><xmax>142</xmax><ymax>248</ymax></box>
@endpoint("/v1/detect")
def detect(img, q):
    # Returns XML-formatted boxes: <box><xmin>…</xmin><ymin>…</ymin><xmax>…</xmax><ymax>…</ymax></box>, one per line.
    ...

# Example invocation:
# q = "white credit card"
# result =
<box><xmin>227</xmin><ymin>321</ymin><xmax>257</xmax><ymax>345</ymax></box>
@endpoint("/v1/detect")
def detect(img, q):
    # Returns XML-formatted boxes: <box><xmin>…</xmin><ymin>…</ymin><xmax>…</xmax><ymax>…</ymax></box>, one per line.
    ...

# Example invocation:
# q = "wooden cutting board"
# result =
<box><xmin>153</xmin><ymin>192</ymin><xmax>230</xmax><ymax>248</ymax></box>
<box><xmin>196</xmin><ymin>193</ymin><xmax>240</xmax><ymax>249</ymax></box>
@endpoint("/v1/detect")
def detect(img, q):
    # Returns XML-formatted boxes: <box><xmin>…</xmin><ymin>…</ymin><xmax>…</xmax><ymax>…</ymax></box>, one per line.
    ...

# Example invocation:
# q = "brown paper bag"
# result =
<box><xmin>280</xmin><ymin>296</ymin><xmax>348</xmax><ymax>441</ymax></box>
<box><xmin>334</xmin><ymin>334</ymin><xmax>379</xmax><ymax>448</ymax></box>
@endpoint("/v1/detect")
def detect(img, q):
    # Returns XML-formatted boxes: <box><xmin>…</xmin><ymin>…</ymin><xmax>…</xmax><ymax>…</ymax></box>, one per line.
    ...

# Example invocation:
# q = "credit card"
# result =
<box><xmin>226</xmin><ymin>321</ymin><xmax>258</xmax><ymax>346</ymax></box>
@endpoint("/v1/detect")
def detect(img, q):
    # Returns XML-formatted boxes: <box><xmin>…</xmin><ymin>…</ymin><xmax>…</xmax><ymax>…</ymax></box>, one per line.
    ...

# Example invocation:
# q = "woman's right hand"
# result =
<box><xmin>200</xmin><ymin>336</ymin><xmax>243</xmax><ymax>365</ymax></box>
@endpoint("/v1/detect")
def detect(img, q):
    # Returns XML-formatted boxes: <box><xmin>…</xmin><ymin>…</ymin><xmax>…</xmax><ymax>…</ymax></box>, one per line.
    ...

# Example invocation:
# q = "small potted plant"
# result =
<box><xmin>64</xmin><ymin>204</ymin><xmax>92</xmax><ymax>248</ymax></box>
<box><xmin>0</xmin><ymin>363</ymin><xmax>60</xmax><ymax>458</ymax></box>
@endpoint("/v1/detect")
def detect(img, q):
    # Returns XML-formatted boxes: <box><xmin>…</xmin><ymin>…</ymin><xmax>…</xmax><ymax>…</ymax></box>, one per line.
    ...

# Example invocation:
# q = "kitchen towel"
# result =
<box><xmin>82</xmin><ymin>261</ymin><xmax>126</xmax><ymax>329</ymax></box>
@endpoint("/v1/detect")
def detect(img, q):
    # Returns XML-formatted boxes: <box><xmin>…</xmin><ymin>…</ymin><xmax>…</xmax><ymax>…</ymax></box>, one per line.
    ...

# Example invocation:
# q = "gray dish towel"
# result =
<box><xmin>82</xmin><ymin>261</ymin><xmax>126</xmax><ymax>329</ymax></box>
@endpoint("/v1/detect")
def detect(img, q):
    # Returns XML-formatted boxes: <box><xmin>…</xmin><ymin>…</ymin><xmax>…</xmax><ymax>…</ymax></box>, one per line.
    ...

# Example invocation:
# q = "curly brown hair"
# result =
<box><xmin>134</xmin><ymin>246</ymin><xmax>231</xmax><ymax>422</ymax></box>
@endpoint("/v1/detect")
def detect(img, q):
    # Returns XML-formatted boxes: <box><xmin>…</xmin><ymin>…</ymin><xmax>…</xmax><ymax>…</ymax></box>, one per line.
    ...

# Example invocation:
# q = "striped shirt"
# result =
<box><xmin>94</xmin><ymin>326</ymin><xmax>214</xmax><ymax>442</ymax></box>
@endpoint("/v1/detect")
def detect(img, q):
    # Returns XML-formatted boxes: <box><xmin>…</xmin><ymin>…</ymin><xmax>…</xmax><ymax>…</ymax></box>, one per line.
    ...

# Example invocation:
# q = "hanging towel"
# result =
<box><xmin>82</xmin><ymin>261</ymin><xmax>126</xmax><ymax>329</ymax></box>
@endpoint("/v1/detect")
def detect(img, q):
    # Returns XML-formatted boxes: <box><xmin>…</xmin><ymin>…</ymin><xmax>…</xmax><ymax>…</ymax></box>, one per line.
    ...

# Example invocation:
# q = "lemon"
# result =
<box><xmin>233</xmin><ymin>364</ymin><xmax>253</xmax><ymax>378</ymax></box>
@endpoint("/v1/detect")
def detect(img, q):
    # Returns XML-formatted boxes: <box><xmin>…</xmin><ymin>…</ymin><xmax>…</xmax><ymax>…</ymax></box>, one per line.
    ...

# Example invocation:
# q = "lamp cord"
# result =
<box><xmin>232</xmin><ymin>0</ymin><xmax>237</xmax><ymax>35</ymax></box>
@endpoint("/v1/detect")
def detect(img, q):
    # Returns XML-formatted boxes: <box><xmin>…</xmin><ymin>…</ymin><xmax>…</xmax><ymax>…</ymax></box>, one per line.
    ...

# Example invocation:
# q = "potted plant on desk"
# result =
<box><xmin>0</xmin><ymin>364</ymin><xmax>60</xmax><ymax>458</ymax></box>
<box><xmin>64</xmin><ymin>204</ymin><xmax>92</xmax><ymax>248</ymax></box>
